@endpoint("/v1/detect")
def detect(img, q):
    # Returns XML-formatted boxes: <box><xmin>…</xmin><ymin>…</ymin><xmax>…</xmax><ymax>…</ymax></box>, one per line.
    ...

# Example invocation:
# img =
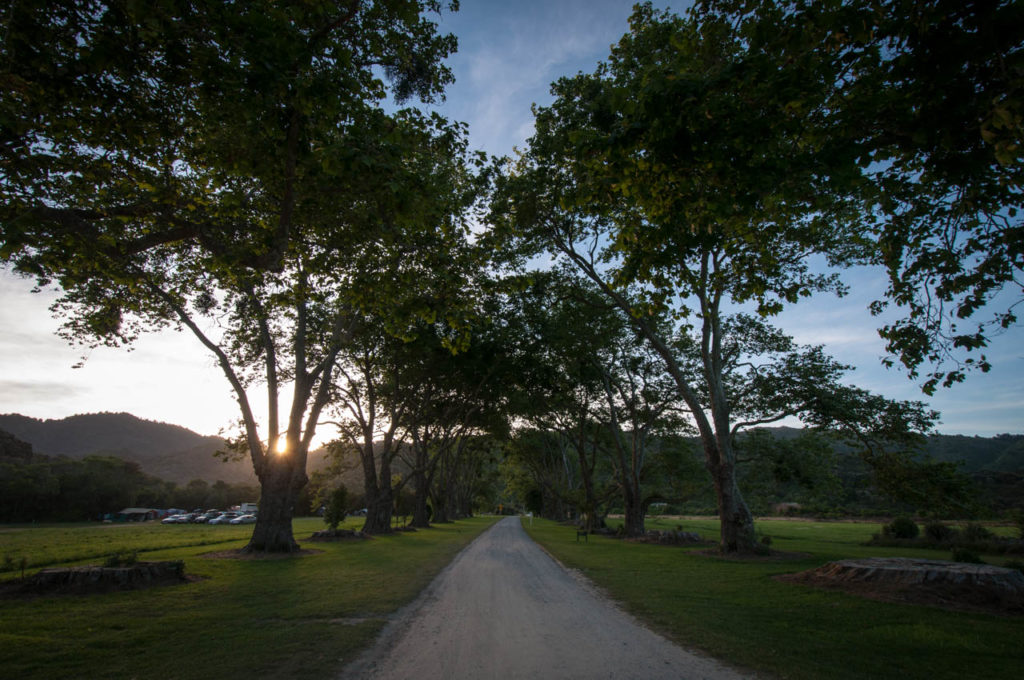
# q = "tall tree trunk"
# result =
<box><xmin>710</xmin><ymin>458</ymin><xmax>756</xmax><ymax>552</ymax></box>
<box><xmin>362</xmin><ymin>473</ymin><xmax>394</xmax><ymax>534</ymax></box>
<box><xmin>409</xmin><ymin>432</ymin><xmax>438</xmax><ymax>528</ymax></box>
<box><xmin>244</xmin><ymin>455</ymin><xmax>306</xmax><ymax>553</ymax></box>
<box><xmin>622</xmin><ymin>487</ymin><xmax>645</xmax><ymax>538</ymax></box>
<box><xmin>430</xmin><ymin>487</ymin><xmax>450</xmax><ymax>523</ymax></box>
<box><xmin>411</xmin><ymin>469</ymin><xmax>432</xmax><ymax>528</ymax></box>
<box><xmin>358</xmin><ymin>440</ymin><xmax>393</xmax><ymax>534</ymax></box>
<box><xmin>575</xmin><ymin>439</ymin><xmax>603</xmax><ymax>533</ymax></box>
<box><xmin>568</xmin><ymin>250</ymin><xmax>759</xmax><ymax>553</ymax></box>
<box><xmin>363</xmin><ymin>487</ymin><xmax>393</xmax><ymax>534</ymax></box>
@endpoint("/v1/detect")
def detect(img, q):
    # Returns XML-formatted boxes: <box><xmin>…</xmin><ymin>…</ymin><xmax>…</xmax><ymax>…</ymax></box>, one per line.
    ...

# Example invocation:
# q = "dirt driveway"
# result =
<box><xmin>341</xmin><ymin>516</ymin><xmax>752</xmax><ymax>679</ymax></box>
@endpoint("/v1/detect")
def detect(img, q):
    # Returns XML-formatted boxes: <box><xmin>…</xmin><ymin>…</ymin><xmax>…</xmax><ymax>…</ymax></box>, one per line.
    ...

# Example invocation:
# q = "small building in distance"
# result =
<box><xmin>112</xmin><ymin>508</ymin><xmax>159</xmax><ymax>522</ymax></box>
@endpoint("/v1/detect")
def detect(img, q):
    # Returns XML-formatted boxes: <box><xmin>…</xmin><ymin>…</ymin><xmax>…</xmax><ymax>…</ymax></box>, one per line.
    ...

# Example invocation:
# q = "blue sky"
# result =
<box><xmin>0</xmin><ymin>0</ymin><xmax>1020</xmax><ymax>437</ymax></box>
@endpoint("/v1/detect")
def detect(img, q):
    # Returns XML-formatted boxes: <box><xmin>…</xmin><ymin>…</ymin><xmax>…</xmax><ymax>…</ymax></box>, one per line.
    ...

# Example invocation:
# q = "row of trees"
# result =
<box><xmin>2</xmin><ymin>1</ymin><xmax>1019</xmax><ymax>552</ymax></box>
<box><xmin>485</xmin><ymin>0</ymin><xmax>1020</xmax><ymax>550</ymax></box>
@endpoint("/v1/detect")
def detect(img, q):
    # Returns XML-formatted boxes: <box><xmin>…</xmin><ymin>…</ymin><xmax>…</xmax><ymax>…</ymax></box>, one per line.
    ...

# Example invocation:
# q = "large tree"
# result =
<box><xmin>490</xmin><ymin>3</ymin><xmax>935</xmax><ymax>552</ymax></box>
<box><xmin>0</xmin><ymin>0</ymin><xmax>469</xmax><ymax>551</ymax></box>
<box><xmin>693</xmin><ymin>0</ymin><xmax>1023</xmax><ymax>392</ymax></box>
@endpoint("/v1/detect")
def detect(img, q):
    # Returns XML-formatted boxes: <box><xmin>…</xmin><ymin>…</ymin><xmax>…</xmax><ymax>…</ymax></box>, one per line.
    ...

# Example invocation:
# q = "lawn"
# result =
<box><xmin>525</xmin><ymin>516</ymin><xmax>1024</xmax><ymax>680</ymax></box>
<box><xmin>0</xmin><ymin>515</ymin><xmax>499</xmax><ymax>679</ymax></box>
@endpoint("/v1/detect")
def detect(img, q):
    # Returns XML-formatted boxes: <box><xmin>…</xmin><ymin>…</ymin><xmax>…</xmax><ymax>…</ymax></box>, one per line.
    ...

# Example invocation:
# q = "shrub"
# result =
<box><xmin>1011</xmin><ymin>509</ymin><xmax>1024</xmax><ymax>540</ymax></box>
<box><xmin>951</xmin><ymin>547</ymin><xmax>985</xmax><ymax>564</ymax></box>
<box><xmin>924</xmin><ymin>521</ymin><xmax>956</xmax><ymax>543</ymax></box>
<box><xmin>883</xmin><ymin>516</ymin><xmax>919</xmax><ymax>539</ymax></box>
<box><xmin>104</xmin><ymin>551</ymin><xmax>138</xmax><ymax>567</ymax></box>
<box><xmin>961</xmin><ymin>522</ymin><xmax>994</xmax><ymax>542</ymax></box>
<box><xmin>323</xmin><ymin>484</ymin><xmax>349</xmax><ymax>531</ymax></box>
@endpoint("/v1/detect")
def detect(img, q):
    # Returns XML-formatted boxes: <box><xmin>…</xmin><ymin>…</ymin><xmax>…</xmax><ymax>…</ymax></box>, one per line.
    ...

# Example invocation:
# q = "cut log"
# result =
<box><xmin>781</xmin><ymin>557</ymin><xmax>1024</xmax><ymax>614</ymax></box>
<box><xmin>28</xmin><ymin>561</ymin><xmax>186</xmax><ymax>592</ymax></box>
<box><xmin>810</xmin><ymin>558</ymin><xmax>1024</xmax><ymax>595</ymax></box>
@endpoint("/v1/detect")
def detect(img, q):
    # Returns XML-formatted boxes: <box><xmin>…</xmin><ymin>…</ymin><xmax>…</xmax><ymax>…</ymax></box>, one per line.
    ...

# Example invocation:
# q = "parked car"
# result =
<box><xmin>209</xmin><ymin>512</ymin><xmax>240</xmax><ymax>525</ymax></box>
<box><xmin>193</xmin><ymin>510</ymin><xmax>222</xmax><ymax>523</ymax></box>
<box><xmin>161</xmin><ymin>514</ymin><xmax>185</xmax><ymax>524</ymax></box>
<box><xmin>229</xmin><ymin>514</ymin><xmax>256</xmax><ymax>525</ymax></box>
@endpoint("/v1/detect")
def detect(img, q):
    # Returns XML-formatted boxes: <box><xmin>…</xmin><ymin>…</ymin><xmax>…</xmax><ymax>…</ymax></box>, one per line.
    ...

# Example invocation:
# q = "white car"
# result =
<box><xmin>209</xmin><ymin>512</ymin><xmax>240</xmax><ymax>525</ymax></box>
<box><xmin>229</xmin><ymin>514</ymin><xmax>257</xmax><ymax>524</ymax></box>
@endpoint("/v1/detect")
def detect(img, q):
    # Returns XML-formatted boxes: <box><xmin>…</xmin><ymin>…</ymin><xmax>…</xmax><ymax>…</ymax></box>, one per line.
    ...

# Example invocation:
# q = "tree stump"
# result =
<box><xmin>28</xmin><ymin>561</ymin><xmax>186</xmax><ymax>593</ymax></box>
<box><xmin>782</xmin><ymin>557</ymin><xmax>1024</xmax><ymax>614</ymax></box>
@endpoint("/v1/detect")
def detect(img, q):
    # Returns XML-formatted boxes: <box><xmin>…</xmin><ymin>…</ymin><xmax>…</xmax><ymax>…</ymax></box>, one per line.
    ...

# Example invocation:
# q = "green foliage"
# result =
<box><xmin>951</xmin><ymin>547</ymin><xmax>985</xmax><ymax>565</ymax></box>
<box><xmin>736</xmin><ymin>429</ymin><xmax>841</xmax><ymax>512</ymax></box>
<box><xmin>692</xmin><ymin>0</ymin><xmax>1023</xmax><ymax>389</ymax></box>
<box><xmin>103</xmin><ymin>550</ymin><xmax>138</xmax><ymax>567</ymax></box>
<box><xmin>323</xmin><ymin>484</ymin><xmax>349</xmax><ymax>531</ymax></box>
<box><xmin>0</xmin><ymin>0</ymin><xmax>481</xmax><ymax>550</ymax></box>
<box><xmin>870</xmin><ymin>521</ymin><xmax>1022</xmax><ymax>557</ymax></box>
<box><xmin>924</xmin><ymin>522</ymin><xmax>956</xmax><ymax>544</ymax></box>
<box><xmin>1011</xmin><ymin>509</ymin><xmax>1024</xmax><ymax>539</ymax></box>
<box><xmin>961</xmin><ymin>522</ymin><xmax>995</xmax><ymax>543</ymax></box>
<box><xmin>883</xmin><ymin>516</ymin><xmax>920</xmax><ymax>540</ymax></box>
<box><xmin>491</xmin><ymin>2</ymin><xmax>952</xmax><ymax>553</ymax></box>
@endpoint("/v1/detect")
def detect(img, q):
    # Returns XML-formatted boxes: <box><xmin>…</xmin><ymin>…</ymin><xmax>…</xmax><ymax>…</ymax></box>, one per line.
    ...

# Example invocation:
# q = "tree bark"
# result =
<box><xmin>359</xmin><ymin>441</ymin><xmax>394</xmax><ymax>534</ymax></box>
<box><xmin>411</xmin><ymin>469</ymin><xmax>433</xmax><ymax>528</ymax></box>
<box><xmin>709</xmin><ymin>458</ymin><xmax>756</xmax><ymax>553</ymax></box>
<box><xmin>622</xmin><ymin>489</ymin><xmax>646</xmax><ymax>538</ymax></box>
<box><xmin>244</xmin><ymin>455</ymin><xmax>306</xmax><ymax>553</ymax></box>
<box><xmin>430</xmin><ymin>487</ymin><xmax>450</xmax><ymax>523</ymax></box>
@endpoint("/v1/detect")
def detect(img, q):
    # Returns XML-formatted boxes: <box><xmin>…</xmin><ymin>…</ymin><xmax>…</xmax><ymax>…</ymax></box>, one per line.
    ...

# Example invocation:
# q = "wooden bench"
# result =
<box><xmin>576</xmin><ymin>529</ymin><xmax>588</xmax><ymax>543</ymax></box>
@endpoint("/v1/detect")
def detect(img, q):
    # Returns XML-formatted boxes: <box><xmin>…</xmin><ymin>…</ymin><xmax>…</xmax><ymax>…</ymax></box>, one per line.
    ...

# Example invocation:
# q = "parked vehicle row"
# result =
<box><xmin>161</xmin><ymin>510</ymin><xmax>257</xmax><ymax>525</ymax></box>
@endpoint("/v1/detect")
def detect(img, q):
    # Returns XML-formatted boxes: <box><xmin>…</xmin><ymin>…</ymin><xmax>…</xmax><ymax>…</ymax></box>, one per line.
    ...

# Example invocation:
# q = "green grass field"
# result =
<box><xmin>525</xmin><ymin>516</ymin><xmax>1024</xmax><ymax>680</ymax></box>
<box><xmin>4</xmin><ymin>515</ymin><xmax>1022</xmax><ymax>679</ymax></box>
<box><xmin>0</xmin><ymin>516</ymin><xmax>498</xmax><ymax>679</ymax></box>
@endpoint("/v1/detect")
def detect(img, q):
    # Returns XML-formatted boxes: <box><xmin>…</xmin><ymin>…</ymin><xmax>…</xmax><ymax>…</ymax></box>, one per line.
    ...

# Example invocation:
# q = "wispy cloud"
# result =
<box><xmin>0</xmin><ymin>380</ymin><xmax>87</xmax><ymax>402</ymax></box>
<box><xmin>435</xmin><ymin>0</ymin><xmax>646</xmax><ymax>156</ymax></box>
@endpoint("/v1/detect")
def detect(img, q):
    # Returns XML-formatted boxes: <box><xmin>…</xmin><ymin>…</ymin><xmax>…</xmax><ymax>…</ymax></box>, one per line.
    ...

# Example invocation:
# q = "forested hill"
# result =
<box><xmin>925</xmin><ymin>433</ymin><xmax>1024</xmax><ymax>474</ymax></box>
<box><xmin>0</xmin><ymin>412</ymin><xmax>256</xmax><ymax>485</ymax></box>
<box><xmin>764</xmin><ymin>426</ymin><xmax>1024</xmax><ymax>474</ymax></box>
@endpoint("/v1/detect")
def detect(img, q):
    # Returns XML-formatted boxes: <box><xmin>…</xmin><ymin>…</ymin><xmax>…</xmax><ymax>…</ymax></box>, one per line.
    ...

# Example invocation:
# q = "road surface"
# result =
<box><xmin>341</xmin><ymin>516</ymin><xmax>752</xmax><ymax>679</ymax></box>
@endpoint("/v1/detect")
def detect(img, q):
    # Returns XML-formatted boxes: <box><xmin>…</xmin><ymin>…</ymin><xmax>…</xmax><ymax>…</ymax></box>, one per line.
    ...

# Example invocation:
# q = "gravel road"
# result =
<box><xmin>340</xmin><ymin>516</ymin><xmax>752</xmax><ymax>680</ymax></box>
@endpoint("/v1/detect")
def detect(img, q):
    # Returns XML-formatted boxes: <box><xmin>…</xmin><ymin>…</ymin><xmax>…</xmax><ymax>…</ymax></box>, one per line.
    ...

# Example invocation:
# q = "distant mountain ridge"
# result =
<box><xmin>2</xmin><ymin>412</ymin><xmax>1019</xmax><ymax>489</ymax></box>
<box><xmin>0</xmin><ymin>412</ymin><xmax>257</xmax><ymax>485</ymax></box>
<box><xmin>0</xmin><ymin>412</ymin><xmax>215</xmax><ymax>457</ymax></box>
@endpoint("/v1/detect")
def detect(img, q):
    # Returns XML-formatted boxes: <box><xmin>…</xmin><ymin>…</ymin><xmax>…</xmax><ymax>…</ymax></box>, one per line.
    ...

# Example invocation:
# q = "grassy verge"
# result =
<box><xmin>525</xmin><ymin>516</ymin><xmax>1024</xmax><ymax>680</ymax></box>
<box><xmin>0</xmin><ymin>516</ymin><xmax>498</xmax><ymax>679</ymax></box>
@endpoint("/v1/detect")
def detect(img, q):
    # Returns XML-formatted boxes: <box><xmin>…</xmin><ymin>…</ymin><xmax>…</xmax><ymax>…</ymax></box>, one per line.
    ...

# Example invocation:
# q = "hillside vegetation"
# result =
<box><xmin>0</xmin><ymin>413</ymin><xmax>253</xmax><ymax>485</ymax></box>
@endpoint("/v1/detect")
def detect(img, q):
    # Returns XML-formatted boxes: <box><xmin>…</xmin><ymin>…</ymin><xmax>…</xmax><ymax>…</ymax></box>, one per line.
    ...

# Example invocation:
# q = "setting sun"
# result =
<box><xmin>273</xmin><ymin>439</ymin><xmax>288</xmax><ymax>455</ymax></box>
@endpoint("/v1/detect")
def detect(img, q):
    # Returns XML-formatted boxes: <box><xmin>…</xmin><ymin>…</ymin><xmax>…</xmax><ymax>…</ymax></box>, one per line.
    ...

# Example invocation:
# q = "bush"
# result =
<box><xmin>323</xmin><ymin>484</ymin><xmax>348</xmax><ymax>531</ymax></box>
<box><xmin>104</xmin><ymin>551</ymin><xmax>138</xmax><ymax>567</ymax></box>
<box><xmin>1011</xmin><ymin>509</ymin><xmax>1024</xmax><ymax>540</ymax></box>
<box><xmin>952</xmin><ymin>547</ymin><xmax>985</xmax><ymax>564</ymax></box>
<box><xmin>961</xmin><ymin>522</ymin><xmax>994</xmax><ymax>542</ymax></box>
<box><xmin>883</xmin><ymin>516</ymin><xmax>919</xmax><ymax>539</ymax></box>
<box><xmin>924</xmin><ymin>521</ymin><xmax>956</xmax><ymax>543</ymax></box>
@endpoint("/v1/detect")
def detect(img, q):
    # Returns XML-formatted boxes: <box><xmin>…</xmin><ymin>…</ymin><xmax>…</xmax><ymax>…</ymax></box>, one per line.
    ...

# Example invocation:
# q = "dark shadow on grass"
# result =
<box><xmin>200</xmin><ymin>548</ymin><xmax>324</xmax><ymax>560</ymax></box>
